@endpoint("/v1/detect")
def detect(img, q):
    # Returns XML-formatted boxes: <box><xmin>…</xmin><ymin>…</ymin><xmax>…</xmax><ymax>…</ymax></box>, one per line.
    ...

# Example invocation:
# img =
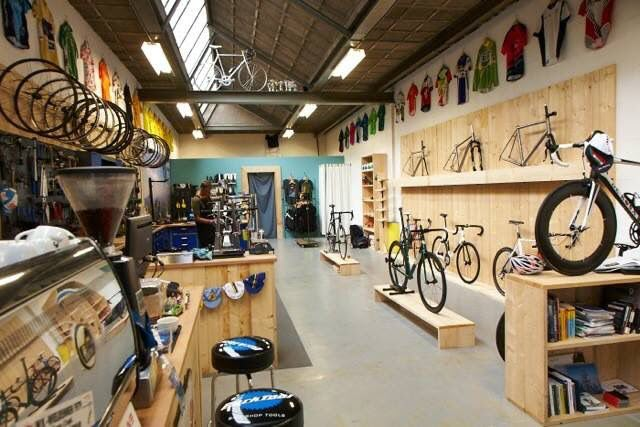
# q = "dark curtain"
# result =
<box><xmin>249</xmin><ymin>173</ymin><xmax>277</xmax><ymax>238</ymax></box>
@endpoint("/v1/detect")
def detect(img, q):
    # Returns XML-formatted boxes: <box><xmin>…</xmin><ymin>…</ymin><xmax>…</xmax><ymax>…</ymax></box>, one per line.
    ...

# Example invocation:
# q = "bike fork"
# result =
<box><xmin>568</xmin><ymin>182</ymin><xmax>599</xmax><ymax>246</ymax></box>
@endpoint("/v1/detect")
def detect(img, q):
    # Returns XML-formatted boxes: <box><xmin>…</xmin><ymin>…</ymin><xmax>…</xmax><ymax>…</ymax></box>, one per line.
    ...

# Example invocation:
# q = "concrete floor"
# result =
<box><xmin>205</xmin><ymin>239</ymin><xmax>640</xmax><ymax>426</ymax></box>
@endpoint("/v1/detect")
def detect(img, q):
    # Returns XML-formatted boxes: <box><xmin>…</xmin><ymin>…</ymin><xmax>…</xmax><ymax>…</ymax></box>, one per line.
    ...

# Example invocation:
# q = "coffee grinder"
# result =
<box><xmin>56</xmin><ymin>167</ymin><xmax>146</xmax><ymax>315</ymax></box>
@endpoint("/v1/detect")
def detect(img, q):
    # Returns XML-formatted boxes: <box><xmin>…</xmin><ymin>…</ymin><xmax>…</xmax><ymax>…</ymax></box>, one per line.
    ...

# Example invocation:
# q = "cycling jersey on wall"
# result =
<box><xmin>455</xmin><ymin>53</ymin><xmax>473</xmax><ymax>104</ymax></box>
<box><xmin>58</xmin><ymin>22</ymin><xmax>78</xmax><ymax>79</ymax></box>
<box><xmin>355</xmin><ymin>116</ymin><xmax>362</xmax><ymax>142</ymax></box>
<box><xmin>436</xmin><ymin>66</ymin><xmax>452</xmax><ymax>106</ymax></box>
<box><xmin>369</xmin><ymin>107</ymin><xmax>377</xmax><ymax>135</ymax></box>
<box><xmin>33</xmin><ymin>0</ymin><xmax>58</xmax><ymax>64</ymax></box>
<box><xmin>502</xmin><ymin>22</ymin><xmax>528</xmax><ymax>81</ymax></box>
<box><xmin>534</xmin><ymin>0</ymin><xmax>571</xmax><ymax>66</ymax></box>
<box><xmin>395</xmin><ymin>91</ymin><xmax>405</xmax><ymax>123</ymax></box>
<box><xmin>361</xmin><ymin>114</ymin><xmax>369</xmax><ymax>141</ymax></box>
<box><xmin>420</xmin><ymin>75</ymin><xmax>433</xmax><ymax>112</ymax></box>
<box><xmin>579</xmin><ymin>0</ymin><xmax>614</xmax><ymax>49</ymax></box>
<box><xmin>132</xmin><ymin>90</ymin><xmax>142</xmax><ymax>127</ymax></box>
<box><xmin>123</xmin><ymin>84</ymin><xmax>133</xmax><ymax>122</ymax></box>
<box><xmin>349</xmin><ymin>122</ymin><xmax>356</xmax><ymax>145</ymax></box>
<box><xmin>377</xmin><ymin>104</ymin><xmax>385</xmax><ymax>131</ymax></box>
<box><xmin>98</xmin><ymin>59</ymin><xmax>111</xmax><ymax>101</ymax></box>
<box><xmin>344</xmin><ymin>126</ymin><xmax>349</xmax><ymax>150</ymax></box>
<box><xmin>112</xmin><ymin>72</ymin><xmax>124</xmax><ymax>108</ymax></box>
<box><xmin>473</xmin><ymin>38</ymin><xmax>499</xmax><ymax>93</ymax></box>
<box><xmin>407</xmin><ymin>83</ymin><xmax>419</xmax><ymax>116</ymax></box>
<box><xmin>338</xmin><ymin>128</ymin><xmax>345</xmax><ymax>153</ymax></box>
<box><xmin>283</xmin><ymin>179</ymin><xmax>299</xmax><ymax>205</ymax></box>
<box><xmin>80</xmin><ymin>40</ymin><xmax>96</xmax><ymax>91</ymax></box>
<box><xmin>2</xmin><ymin>0</ymin><xmax>31</xmax><ymax>49</ymax></box>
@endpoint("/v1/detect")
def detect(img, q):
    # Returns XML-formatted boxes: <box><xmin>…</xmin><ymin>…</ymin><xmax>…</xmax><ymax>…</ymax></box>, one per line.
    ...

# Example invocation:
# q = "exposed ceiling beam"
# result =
<box><xmin>239</xmin><ymin>105</ymin><xmax>285</xmax><ymax>126</ymax></box>
<box><xmin>213</xmin><ymin>25</ymin><xmax>310</xmax><ymax>86</ymax></box>
<box><xmin>139</xmin><ymin>90</ymin><xmax>394</xmax><ymax>105</ymax></box>
<box><xmin>286</xmin><ymin>0</ymin><xmax>350</xmax><ymax>37</ymax></box>
<box><xmin>204</xmin><ymin>125</ymin><xmax>284</xmax><ymax>133</ymax></box>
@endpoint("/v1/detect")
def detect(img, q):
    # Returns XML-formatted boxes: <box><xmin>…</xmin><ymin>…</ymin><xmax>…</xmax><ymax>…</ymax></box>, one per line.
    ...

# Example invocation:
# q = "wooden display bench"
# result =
<box><xmin>320</xmin><ymin>250</ymin><xmax>360</xmax><ymax>275</ymax></box>
<box><xmin>505</xmin><ymin>271</ymin><xmax>640</xmax><ymax>425</ymax></box>
<box><xmin>373</xmin><ymin>285</ymin><xmax>475</xmax><ymax>349</ymax></box>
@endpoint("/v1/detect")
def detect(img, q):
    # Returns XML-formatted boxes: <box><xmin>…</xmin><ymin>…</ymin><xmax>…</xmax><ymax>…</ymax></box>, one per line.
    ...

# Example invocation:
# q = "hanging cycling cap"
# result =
<box><xmin>203</xmin><ymin>287</ymin><xmax>223</xmax><ymax>309</ymax></box>
<box><xmin>223</xmin><ymin>281</ymin><xmax>245</xmax><ymax>300</ymax></box>
<box><xmin>244</xmin><ymin>272</ymin><xmax>266</xmax><ymax>295</ymax></box>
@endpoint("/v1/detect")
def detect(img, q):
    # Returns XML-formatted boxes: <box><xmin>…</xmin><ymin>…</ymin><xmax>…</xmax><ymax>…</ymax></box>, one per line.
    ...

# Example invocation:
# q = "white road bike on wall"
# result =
<box><xmin>206</xmin><ymin>45</ymin><xmax>268</xmax><ymax>91</ymax></box>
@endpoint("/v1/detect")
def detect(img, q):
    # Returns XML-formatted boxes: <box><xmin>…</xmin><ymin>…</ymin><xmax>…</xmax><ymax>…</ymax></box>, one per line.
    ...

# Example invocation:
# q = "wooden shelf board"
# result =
<box><xmin>508</xmin><ymin>271</ymin><xmax>640</xmax><ymax>290</ymax></box>
<box><xmin>363</xmin><ymin>213</ymin><xmax>374</xmax><ymax>217</ymax></box>
<box><xmin>363</xmin><ymin>184</ymin><xmax>374</xmax><ymax>188</ymax></box>
<box><xmin>363</xmin><ymin>227</ymin><xmax>375</xmax><ymax>234</ymax></box>
<box><xmin>545</xmin><ymin>392</ymin><xmax>640</xmax><ymax>425</ymax></box>
<box><xmin>362</xmin><ymin>170</ymin><xmax>373</xmax><ymax>174</ymax></box>
<box><xmin>373</xmin><ymin>198</ymin><xmax>387</xmax><ymax>202</ymax></box>
<box><xmin>547</xmin><ymin>333</ymin><xmax>640</xmax><ymax>351</ymax></box>
<box><xmin>373</xmin><ymin>188</ymin><xmax>387</xmax><ymax>192</ymax></box>
<box><xmin>363</xmin><ymin>199</ymin><xmax>374</xmax><ymax>203</ymax></box>
<box><xmin>394</xmin><ymin>163</ymin><xmax>585</xmax><ymax>188</ymax></box>
<box><xmin>375</xmin><ymin>208</ymin><xmax>387</xmax><ymax>212</ymax></box>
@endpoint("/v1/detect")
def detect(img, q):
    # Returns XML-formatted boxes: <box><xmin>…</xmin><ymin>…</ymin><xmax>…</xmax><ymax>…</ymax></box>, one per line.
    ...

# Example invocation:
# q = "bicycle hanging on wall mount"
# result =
<box><xmin>402</xmin><ymin>141</ymin><xmax>430</xmax><ymax>176</ymax></box>
<box><xmin>205</xmin><ymin>43</ymin><xmax>268</xmax><ymax>91</ymax></box>
<box><xmin>499</xmin><ymin>105</ymin><xmax>558</xmax><ymax>167</ymax></box>
<box><xmin>443</xmin><ymin>125</ymin><xmax>484</xmax><ymax>172</ymax></box>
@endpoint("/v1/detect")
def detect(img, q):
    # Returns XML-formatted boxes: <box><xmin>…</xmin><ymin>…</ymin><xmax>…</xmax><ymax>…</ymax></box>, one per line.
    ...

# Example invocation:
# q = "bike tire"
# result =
<box><xmin>387</xmin><ymin>240</ymin><xmax>409</xmax><ymax>291</ymax></box>
<box><xmin>456</xmin><ymin>242</ymin><xmax>480</xmax><ymax>284</ymax></box>
<box><xmin>0</xmin><ymin>406</ymin><xmax>17</xmax><ymax>427</ymax></box>
<box><xmin>238</xmin><ymin>63</ymin><xmax>267</xmax><ymax>91</ymax></box>
<box><xmin>338</xmin><ymin>225</ymin><xmax>348</xmax><ymax>260</ymax></box>
<box><xmin>496</xmin><ymin>312</ymin><xmax>505</xmax><ymax>361</ymax></box>
<box><xmin>535</xmin><ymin>180</ymin><xmax>617</xmax><ymax>276</ymax></box>
<box><xmin>492</xmin><ymin>247</ymin><xmax>513</xmax><ymax>296</ymax></box>
<box><xmin>417</xmin><ymin>251</ymin><xmax>447</xmax><ymax>313</ymax></box>
<box><xmin>326</xmin><ymin>223</ymin><xmax>336</xmax><ymax>253</ymax></box>
<box><xmin>431</xmin><ymin>236</ymin><xmax>446</xmax><ymax>272</ymax></box>
<box><xmin>30</xmin><ymin>366</ymin><xmax>57</xmax><ymax>406</ymax></box>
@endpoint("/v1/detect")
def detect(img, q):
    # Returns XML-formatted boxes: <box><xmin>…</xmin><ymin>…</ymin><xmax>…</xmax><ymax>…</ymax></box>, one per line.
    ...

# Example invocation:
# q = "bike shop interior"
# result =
<box><xmin>1</xmin><ymin>0</ymin><xmax>640</xmax><ymax>426</ymax></box>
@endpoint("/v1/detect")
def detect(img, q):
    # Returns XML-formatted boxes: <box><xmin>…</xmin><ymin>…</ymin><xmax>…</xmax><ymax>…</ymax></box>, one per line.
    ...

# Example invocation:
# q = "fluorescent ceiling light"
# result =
<box><xmin>192</xmin><ymin>129</ymin><xmax>205</xmax><ymax>139</ymax></box>
<box><xmin>177</xmin><ymin>102</ymin><xmax>193</xmax><ymax>118</ymax></box>
<box><xmin>299</xmin><ymin>104</ymin><xmax>317</xmax><ymax>119</ymax></box>
<box><xmin>141</xmin><ymin>41</ymin><xmax>173</xmax><ymax>75</ymax></box>
<box><xmin>282</xmin><ymin>128</ymin><xmax>295</xmax><ymax>139</ymax></box>
<box><xmin>331</xmin><ymin>48</ymin><xmax>365</xmax><ymax>79</ymax></box>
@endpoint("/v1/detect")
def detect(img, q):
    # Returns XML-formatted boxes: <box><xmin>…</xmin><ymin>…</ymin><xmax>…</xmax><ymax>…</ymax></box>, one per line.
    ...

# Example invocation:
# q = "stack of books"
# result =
<box><xmin>606</xmin><ymin>300</ymin><xmax>639</xmax><ymax>334</ymax></box>
<box><xmin>575</xmin><ymin>304</ymin><xmax>615</xmax><ymax>338</ymax></box>
<box><xmin>548</xmin><ymin>368</ymin><xmax>577</xmax><ymax>416</ymax></box>
<box><xmin>547</xmin><ymin>296</ymin><xmax>576</xmax><ymax>342</ymax></box>
<box><xmin>549</xmin><ymin>363</ymin><xmax>608</xmax><ymax>415</ymax></box>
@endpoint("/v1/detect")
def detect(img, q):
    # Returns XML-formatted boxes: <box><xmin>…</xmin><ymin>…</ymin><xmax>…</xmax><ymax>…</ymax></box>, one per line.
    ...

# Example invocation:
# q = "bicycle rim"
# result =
<box><xmin>417</xmin><ymin>251</ymin><xmax>446</xmax><ymax>313</ymax></box>
<box><xmin>456</xmin><ymin>242</ymin><xmax>480</xmax><ymax>284</ymax></box>
<box><xmin>30</xmin><ymin>367</ymin><xmax>56</xmax><ymax>405</ymax></box>
<box><xmin>238</xmin><ymin>63</ymin><xmax>267</xmax><ymax>91</ymax></box>
<box><xmin>338</xmin><ymin>225</ymin><xmax>348</xmax><ymax>260</ymax></box>
<box><xmin>431</xmin><ymin>237</ymin><xmax>446</xmax><ymax>271</ymax></box>
<box><xmin>492</xmin><ymin>247</ymin><xmax>513</xmax><ymax>296</ymax></box>
<box><xmin>326</xmin><ymin>224</ymin><xmax>336</xmax><ymax>252</ymax></box>
<box><xmin>387</xmin><ymin>241</ymin><xmax>408</xmax><ymax>290</ymax></box>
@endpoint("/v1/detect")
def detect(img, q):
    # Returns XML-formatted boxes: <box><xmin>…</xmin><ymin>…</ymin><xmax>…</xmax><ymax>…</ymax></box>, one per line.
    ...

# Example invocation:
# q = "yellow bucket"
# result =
<box><xmin>386</xmin><ymin>222</ymin><xmax>400</xmax><ymax>251</ymax></box>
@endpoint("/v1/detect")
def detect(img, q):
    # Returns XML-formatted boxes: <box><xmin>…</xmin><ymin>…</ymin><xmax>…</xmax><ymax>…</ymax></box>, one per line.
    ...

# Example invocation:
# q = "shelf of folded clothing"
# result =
<box><xmin>547</xmin><ymin>333</ymin><xmax>640</xmax><ymax>351</ymax></box>
<box><xmin>394</xmin><ymin>163</ymin><xmax>585</xmax><ymax>188</ymax></box>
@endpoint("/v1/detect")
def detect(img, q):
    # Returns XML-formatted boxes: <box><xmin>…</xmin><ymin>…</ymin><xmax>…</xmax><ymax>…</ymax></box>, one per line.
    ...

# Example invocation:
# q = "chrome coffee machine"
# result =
<box><xmin>57</xmin><ymin>167</ymin><xmax>146</xmax><ymax>316</ymax></box>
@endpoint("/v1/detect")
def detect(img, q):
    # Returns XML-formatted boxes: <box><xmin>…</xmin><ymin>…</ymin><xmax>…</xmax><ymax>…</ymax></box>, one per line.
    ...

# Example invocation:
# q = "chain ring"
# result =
<box><xmin>630</xmin><ymin>222</ymin><xmax>640</xmax><ymax>246</ymax></box>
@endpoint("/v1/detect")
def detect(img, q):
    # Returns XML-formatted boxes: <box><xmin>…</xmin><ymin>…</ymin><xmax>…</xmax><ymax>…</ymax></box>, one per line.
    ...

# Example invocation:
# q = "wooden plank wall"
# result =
<box><xmin>401</xmin><ymin>66</ymin><xmax>616</xmax><ymax>288</ymax></box>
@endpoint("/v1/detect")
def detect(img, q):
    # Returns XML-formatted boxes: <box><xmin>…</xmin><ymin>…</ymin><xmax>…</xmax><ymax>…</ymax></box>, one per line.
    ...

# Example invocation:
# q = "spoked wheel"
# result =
<box><xmin>30</xmin><ymin>366</ymin><xmax>57</xmax><ymax>405</ymax></box>
<box><xmin>492</xmin><ymin>247</ymin><xmax>513</xmax><ymax>296</ymax></box>
<box><xmin>496</xmin><ymin>312</ymin><xmax>505</xmax><ymax>361</ymax></box>
<box><xmin>535</xmin><ymin>180</ymin><xmax>616</xmax><ymax>276</ymax></box>
<box><xmin>417</xmin><ymin>251</ymin><xmax>447</xmax><ymax>313</ymax></box>
<box><xmin>326</xmin><ymin>223</ymin><xmax>336</xmax><ymax>253</ymax></box>
<box><xmin>387</xmin><ymin>241</ymin><xmax>409</xmax><ymax>291</ymax></box>
<box><xmin>431</xmin><ymin>236</ymin><xmax>447</xmax><ymax>272</ymax></box>
<box><xmin>238</xmin><ymin>62</ymin><xmax>267</xmax><ymax>91</ymax></box>
<box><xmin>456</xmin><ymin>242</ymin><xmax>480</xmax><ymax>284</ymax></box>
<box><xmin>0</xmin><ymin>405</ymin><xmax>18</xmax><ymax>427</ymax></box>
<box><xmin>337</xmin><ymin>225</ymin><xmax>348</xmax><ymax>260</ymax></box>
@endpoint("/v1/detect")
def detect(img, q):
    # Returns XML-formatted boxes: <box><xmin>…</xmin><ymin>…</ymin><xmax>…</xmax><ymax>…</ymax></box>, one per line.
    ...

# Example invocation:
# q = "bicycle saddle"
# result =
<box><xmin>210</xmin><ymin>44</ymin><xmax>222</xmax><ymax>49</ymax></box>
<box><xmin>509</xmin><ymin>220</ymin><xmax>524</xmax><ymax>225</ymax></box>
<box><xmin>440</xmin><ymin>213</ymin><xmax>447</xmax><ymax>218</ymax></box>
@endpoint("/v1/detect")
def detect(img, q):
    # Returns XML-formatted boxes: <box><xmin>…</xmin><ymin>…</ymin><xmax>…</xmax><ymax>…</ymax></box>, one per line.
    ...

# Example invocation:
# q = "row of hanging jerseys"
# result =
<box><xmin>283</xmin><ymin>176</ymin><xmax>317</xmax><ymax>233</ymax></box>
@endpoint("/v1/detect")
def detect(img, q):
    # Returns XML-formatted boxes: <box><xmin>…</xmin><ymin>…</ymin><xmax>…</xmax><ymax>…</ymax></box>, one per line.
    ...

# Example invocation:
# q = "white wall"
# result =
<box><xmin>320</xmin><ymin>104</ymin><xmax>395</xmax><ymax>223</ymax></box>
<box><xmin>177</xmin><ymin>132</ymin><xmax>320</xmax><ymax>158</ymax></box>
<box><xmin>392</xmin><ymin>0</ymin><xmax>640</xmax><ymax>236</ymax></box>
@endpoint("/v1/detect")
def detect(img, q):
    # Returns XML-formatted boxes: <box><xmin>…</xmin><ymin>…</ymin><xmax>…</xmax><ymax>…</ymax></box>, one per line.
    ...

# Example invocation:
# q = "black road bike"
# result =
<box><xmin>431</xmin><ymin>214</ymin><xmax>484</xmax><ymax>284</ymax></box>
<box><xmin>536</xmin><ymin>131</ymin><xmax>640</xmax><ymax>275</ymax></box>
<box><xmin>499</xmin><ymin>105</ymin><xmax>558</xmax><ymax>167</ymax></box>
<box><xmin>443</xmin><ymin>125</ymin><xmax>483</xmax><ymax>172</ymax></box>
<box><xmin>386</xmin><ymin>208</ymin><xmax>447</xmax><ymax>313</ymax></box>
<box><xmin>326</xmin><ymin>204</ymin><xmax>353</xmax><ymax>260</ymax></box>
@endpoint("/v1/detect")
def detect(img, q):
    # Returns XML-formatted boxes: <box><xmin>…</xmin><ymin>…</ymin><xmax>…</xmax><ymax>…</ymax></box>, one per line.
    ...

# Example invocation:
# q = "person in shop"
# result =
<box><xmin>192</xmin><ymin>180</ymin><xmax>216</xmax><ymax>247</ymax></box>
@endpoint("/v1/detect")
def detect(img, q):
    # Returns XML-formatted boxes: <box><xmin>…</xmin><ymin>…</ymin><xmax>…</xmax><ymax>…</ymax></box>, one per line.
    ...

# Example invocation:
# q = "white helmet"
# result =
<box><xmin>587</xmin><ymin>131</ymin><xmax>614</xmax><ymax>156</ymax></box>
<box><xmin>510</xmin><ymin>255</ymin><xmax>545</xmax><ymax>275</ymax></box>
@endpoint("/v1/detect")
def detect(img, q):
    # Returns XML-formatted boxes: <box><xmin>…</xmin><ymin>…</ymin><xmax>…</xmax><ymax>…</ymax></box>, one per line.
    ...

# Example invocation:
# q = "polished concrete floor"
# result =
<box><xmin>205</xmin><ymin>239</ymin><xmax>640</xmax><ymax>426</ymax></box>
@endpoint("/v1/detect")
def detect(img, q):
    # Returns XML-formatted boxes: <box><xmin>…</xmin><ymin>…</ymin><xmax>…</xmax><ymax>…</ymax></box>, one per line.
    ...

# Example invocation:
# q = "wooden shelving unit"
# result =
<box><xmin>505</xmin><ymin>271</ymin><xmax>640</xmax><ymax>425</ymax></box>
<box><xmin>361</xmin><ymin>154</ymin><xmax>388</xmax><ymax>251</ymax></box>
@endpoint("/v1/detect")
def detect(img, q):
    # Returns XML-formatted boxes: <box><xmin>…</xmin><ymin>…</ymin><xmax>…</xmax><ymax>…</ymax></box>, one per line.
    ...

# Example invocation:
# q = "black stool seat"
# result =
<box><xmin>212</xmin><ymin>336</ymin><xmax>274</xmax><ymax>374</ymax></box>
<box><xmin>215</xmin><ymin>388</ymin><xmax>303</xmax><ymax>426</ymax></box>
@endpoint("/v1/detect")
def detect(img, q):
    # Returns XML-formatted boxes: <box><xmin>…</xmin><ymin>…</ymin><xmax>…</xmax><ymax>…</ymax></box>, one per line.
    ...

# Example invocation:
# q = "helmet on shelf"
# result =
<box><xmin>585</xmin><ymin>131</ymin><xmax>614</xmax><ymax>173</ymax></box>
<box><xmin>510</xmin><ymin>254</ymin><xmax>545</xmax><ymax>275</ymax></box>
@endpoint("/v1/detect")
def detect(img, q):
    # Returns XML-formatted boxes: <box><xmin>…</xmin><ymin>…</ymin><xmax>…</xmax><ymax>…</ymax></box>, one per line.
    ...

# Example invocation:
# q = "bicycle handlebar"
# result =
<box><xmin>548</xmin><ymin>141</ymin><xmax>586</xmax><ymax>168</ymax></box>
<box><xmin>455</xmin><ymin>224</ymin><xmax>484</xmax><ymax>236</ymax></box>
<box><xmin>544</xmin><ymin>104</ymin><xmax>557</xmax><ymax>118</ymax></box>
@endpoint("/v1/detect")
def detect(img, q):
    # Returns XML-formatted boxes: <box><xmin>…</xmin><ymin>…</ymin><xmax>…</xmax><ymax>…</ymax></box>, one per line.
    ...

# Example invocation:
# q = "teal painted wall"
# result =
<box><xmin>170</xmin><ymin>156</ymin><xmax>344</xmax><ymax>237</ymax></box>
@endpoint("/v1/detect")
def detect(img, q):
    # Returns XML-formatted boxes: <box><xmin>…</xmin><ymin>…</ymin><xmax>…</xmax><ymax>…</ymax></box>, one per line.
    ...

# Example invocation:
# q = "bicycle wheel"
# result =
<box><xmin>338</xmin><ymin>225</ymin><xmax>348</xmax><ymax>260</ymax></box>
<box><xmin>326</xmin><ymin>223</ymin><xmax>336</xmax><ymax>252</ymax></box>
<box><xmin>417</xmin><ymin>251</ymin><xmax>446</xmax><ymax>313</ymax></box>
<box><xmin>431</xmin><ymin>236</ymin><xmax>447</xmax><ymax>271</ymax></box>
<box><xmin>535</xmin><ymin>180</ymin><xmax>616</xmax><ymax>276</ymax></box>
<box><xmin>456</xmin><ymin>242</ymin><xmax>480</xmax><ymax>284</ymax></box>
<box><xmin>0</xmin><ymin>405</ymin><xmax>18</xmax><ymax>427</ymax></box>
<box><xmin>30</xmin><ymin>366</ymin><xmax>57</xmax><ymax>405</ymax></box>
<box><xmin>238</xmin><ymin>62</ymin><xmax>267</xmax><ymax>91</ymax></box>
<box><xmin>387</xmin><ymin>241</ymin><xmax>409</xmax><ymax>290</ymax></box>
<box><xmin>496</xmin><ymin>312</ymin><xmax>505</xmax><ymax>361</ymax></box>
<box><xmin>492</xmin><ymin>247</ymin><xmax>514</xmax><ymax>296</ymax></box>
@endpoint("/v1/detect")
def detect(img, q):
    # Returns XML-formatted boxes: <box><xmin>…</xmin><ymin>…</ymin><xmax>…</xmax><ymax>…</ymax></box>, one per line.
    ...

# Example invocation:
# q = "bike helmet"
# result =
<box><xmin>223</xmin><ymin>281</ymin><xmax>245</xmax><ymax>300</ymax></box>
<box><xmin>510</xmin><ymin>255</ymin><xmax>545</xmax><ymax>275</ymax></box>
<box><xmin>585</xmin><ymin>131</ymin><xmax>614</xmax><ymax>173</ymax></box>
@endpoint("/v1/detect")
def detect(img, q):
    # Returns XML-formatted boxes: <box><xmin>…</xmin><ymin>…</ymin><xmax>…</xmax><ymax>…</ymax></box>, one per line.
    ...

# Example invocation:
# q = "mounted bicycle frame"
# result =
<box><xmin>499</xmin><ymin>105</ymin><xmax>558</xmax><ymax>167</ymax></box>
<box><xmin>443</xmin><ymin>125</ymin><xmax>483</xmax><ymax>173</ymax></box>
<box><xmin>403</xmin><ymin>141</ymin><xmax>430</xmax><ymax>176</ymax></box>
<box><xmin>207</xmin><ymin>45</ymin><xmax>267</xmax><ymax>91</ymax></box>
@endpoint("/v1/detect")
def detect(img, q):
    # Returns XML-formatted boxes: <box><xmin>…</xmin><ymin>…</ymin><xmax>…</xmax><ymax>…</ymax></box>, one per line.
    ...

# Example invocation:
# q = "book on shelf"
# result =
<box><xmin>574</xmin><ymin>304</ymin><xmax>616</xmax><ymax>338</ymax></box>
<box><xmin>549</xmin><ymin>368</ymin><xmax>576</xmax><ymax>415</ymax></box>
<box><xmin>602</xmin><ymin>378</ymin><xmax>639</xmax><ymax>394</ymax></box>
<box><xmin>603</xmin><ymin>390</ymin><xmax>630</xmax><ymax>408</ymax></box>
<box><xmin>555</xmin><ymin>363</ymin><xmax>603</xmax><ymax>395</ymax></box>
<box><xmin>547</xmin><ymin>296</ymin><xmax>576</xmax><ymax>342</ymax></box>
<box><xmin>578</xmin><ymin>392</ymin><xmax>607</xmax><ymax>412</ymax></box>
